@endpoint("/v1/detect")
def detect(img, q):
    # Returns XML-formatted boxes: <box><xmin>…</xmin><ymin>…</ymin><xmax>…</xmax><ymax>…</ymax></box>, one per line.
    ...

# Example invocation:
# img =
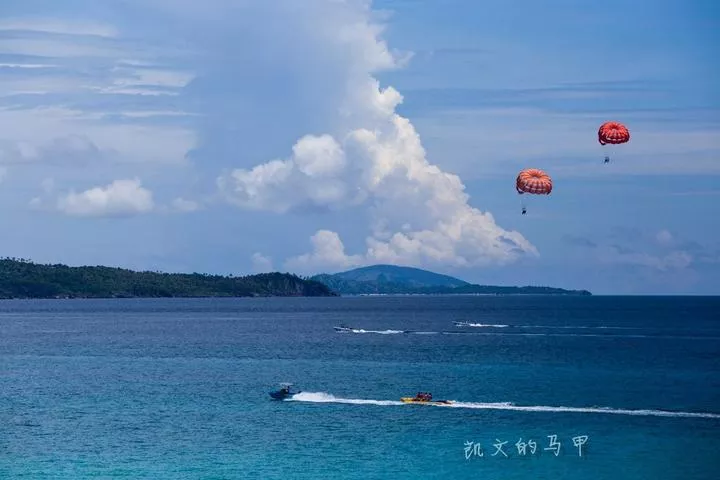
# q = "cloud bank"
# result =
<box><xmin>0</xmin><ymin>12</ymin><xmax>198</xmax><ymax>217</ymax></box>
<box><xmin>214</xmin><ymin>0</ymin><xmax>536</xmax><ymax>273</ymax></box>
<box><xmin>563</xmin><ymin>228</ymin><xmax>718</xmax><ymax>272</ymax></box>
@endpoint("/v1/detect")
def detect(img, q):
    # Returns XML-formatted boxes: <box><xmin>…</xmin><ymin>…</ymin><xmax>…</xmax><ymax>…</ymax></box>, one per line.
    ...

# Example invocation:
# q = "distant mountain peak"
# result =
<box><xmin>310</xmin><ymin>264</ymin><xmax>591</xmax><ymax>296</ymax></box>
<box><xmin>323</xmin><ymin>264</ymin><xmax>470</xmax><ymax>288</ymax></box>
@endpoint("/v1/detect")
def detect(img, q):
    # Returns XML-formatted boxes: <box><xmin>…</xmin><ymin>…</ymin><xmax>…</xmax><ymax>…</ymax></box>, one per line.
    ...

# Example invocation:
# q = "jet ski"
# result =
<box><xmin>400</xmin><ymin>392</ymin><xmax>453</xmax><ymax>405</ymax></box>
<box><xmin>269</xmin><ymin>383</ymin><xmax>301</xmax><ymax>400</ymax></box>
<box><xmin>333</xmin><ymin>324</ymin><xmax>354</xmax><ymax>332</ymax></box>
<box><xmin>453</xmin><ymin>321</ymin><xmax>471</xmax><ymax>327</ymax></box>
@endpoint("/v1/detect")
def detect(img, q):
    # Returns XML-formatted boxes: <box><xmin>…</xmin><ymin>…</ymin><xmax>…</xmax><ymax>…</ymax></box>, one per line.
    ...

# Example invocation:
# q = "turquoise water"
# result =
<box><xmin>1</xmin><ymin>296</ymin><xmax>719</xmax><ymax>479</ymax></box>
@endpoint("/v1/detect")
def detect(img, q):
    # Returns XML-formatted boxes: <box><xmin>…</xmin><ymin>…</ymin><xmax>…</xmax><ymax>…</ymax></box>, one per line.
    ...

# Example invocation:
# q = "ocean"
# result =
<box><xmin>1</xmin><ymin>296</ymin><xmax>719</xmax><ymax>479</ymax></box>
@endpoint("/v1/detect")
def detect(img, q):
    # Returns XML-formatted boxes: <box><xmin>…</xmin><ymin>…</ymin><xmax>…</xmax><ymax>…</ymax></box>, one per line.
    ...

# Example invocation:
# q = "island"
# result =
<box><xmin>0</xmin><ymin>258</ymin><xmax>590</xmax><ymax>299</ymax></box>
<box><xmin>310</xmin><ymin>265</ymin><xmax>591</xmax><ymax>296</ymax></box>
<box><xmin>0</xmin><ymin>257</ymin><xmax>335</xmax><ymax>299</ymax></box>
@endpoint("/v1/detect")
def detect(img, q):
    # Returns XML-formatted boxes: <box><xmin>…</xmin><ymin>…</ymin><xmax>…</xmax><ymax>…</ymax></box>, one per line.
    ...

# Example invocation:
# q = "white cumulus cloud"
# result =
<box><xmin>56</xmin><ymin>178</ymin><xmax>154</xmax><ymax>217</ymax></box>
<box><xmin>218</xmin><ymin>1</ymin><xmax>537</xmax><ymax>272</ymax></box>
<box><xmin>218</xmin><ymin>133</ymin><xmax>358</xmax><ymax>213</ymax></box>
<box><xmin>250</xmin><ymin>253</ymin><xmax>274</xmax><ymax>273</ymax></box>
<box><xmin>284</xmin><ymin>230</ymin><xmax>364</xmax><ymax>272</ymax></box>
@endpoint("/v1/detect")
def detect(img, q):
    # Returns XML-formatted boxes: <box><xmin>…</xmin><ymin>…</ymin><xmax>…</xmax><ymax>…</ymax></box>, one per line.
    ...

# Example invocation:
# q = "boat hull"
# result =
<box><xmin>269</xmin><ymin>390</ymin><xmax>301</xmax><ymax>400</ymax></box>
<box><xmin>400</xmin><ymin>397</ymin><xmax>453</xmax><ymax>405</ymax></box>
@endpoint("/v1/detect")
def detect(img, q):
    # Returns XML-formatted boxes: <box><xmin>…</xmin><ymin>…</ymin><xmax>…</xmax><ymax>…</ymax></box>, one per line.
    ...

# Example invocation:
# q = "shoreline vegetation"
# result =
<box><xmin>0</xmin><ymin>258</ymin><xmax>591</xmax><ymax>300</ymax></box>
<box><xmin>0</xmin><ymin>258</ymin><xmax>334</xmax><ymax>299</ymax></box>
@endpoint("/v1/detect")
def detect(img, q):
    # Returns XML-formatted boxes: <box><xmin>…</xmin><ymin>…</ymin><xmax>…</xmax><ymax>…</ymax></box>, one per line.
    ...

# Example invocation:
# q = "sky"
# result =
<box><xmin>0</xmin><ymin>0</ymin><xmax>718</xmax><ymax>295</ymax></box>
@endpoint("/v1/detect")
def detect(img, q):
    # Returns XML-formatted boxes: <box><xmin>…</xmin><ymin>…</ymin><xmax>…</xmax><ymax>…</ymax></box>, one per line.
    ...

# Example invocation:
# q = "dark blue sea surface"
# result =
<box><xmin>1</xmin><ymin>296</ymin><xmax>719</xmax><ymax>479</ymax></box>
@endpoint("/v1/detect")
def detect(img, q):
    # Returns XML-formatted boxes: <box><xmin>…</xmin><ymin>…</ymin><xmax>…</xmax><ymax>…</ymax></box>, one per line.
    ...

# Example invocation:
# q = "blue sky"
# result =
<box><xmin>0</xmin><ymin>0</ymin><xmax>717</xmax><ymax>294</ymax></box>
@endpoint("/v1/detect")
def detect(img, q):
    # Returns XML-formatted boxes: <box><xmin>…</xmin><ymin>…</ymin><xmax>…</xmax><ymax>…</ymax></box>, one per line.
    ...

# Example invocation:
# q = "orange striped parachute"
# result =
<box><xmin>598</xmin><ymin>121</ymin><xmax>630</xmax><ymax>145</ymax></box>
<box><xmin>516</xmin><ymin>168</ymin><xmax>553</xmax><ymax>195</ymax></box>
<box><xmin>516</xmin><ymin>169</ymin><xmax>552</xmax><ymax>215</ymax></box>
<box><xmin>598</xmin><ymin>121</ymin><xmax>629</xmax><ymax>164</ymax></box>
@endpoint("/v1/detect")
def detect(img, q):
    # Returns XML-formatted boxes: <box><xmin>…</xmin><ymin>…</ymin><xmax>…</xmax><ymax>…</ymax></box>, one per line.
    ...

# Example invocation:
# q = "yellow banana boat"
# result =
<box><xmin>401</xmin><ymin>393</ymin><xmax>453</xmax><ymax>405</ymax></box>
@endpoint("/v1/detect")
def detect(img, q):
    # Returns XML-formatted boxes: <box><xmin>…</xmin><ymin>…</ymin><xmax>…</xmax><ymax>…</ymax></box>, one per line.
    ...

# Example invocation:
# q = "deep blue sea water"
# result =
<box><xmin>1</xmin><ymin>296</ymin><xmax>719</xmax><ymax>479</ymax></box>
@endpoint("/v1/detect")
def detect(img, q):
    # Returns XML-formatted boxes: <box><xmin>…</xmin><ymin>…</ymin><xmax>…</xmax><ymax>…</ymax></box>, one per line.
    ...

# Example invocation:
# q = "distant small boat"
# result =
<box><xmin>453</xmin><ymin>321</ymin><xmax>510</xmax><ymax>328</ymax></box>
<box><xmin>334</xmin><ymin>325</ymin><xmax>354</xmax><ymax>332</ymax></box>
<box><xmin>269</xmin><ymin>383</ymin><xmax>301</xmax><ymax>400</ymax></box>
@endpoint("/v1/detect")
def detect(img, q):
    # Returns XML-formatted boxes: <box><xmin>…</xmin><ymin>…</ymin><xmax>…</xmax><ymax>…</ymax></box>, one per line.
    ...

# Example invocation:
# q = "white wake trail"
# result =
<box><xmin>288</xmin><ymin>392</ymin><xmax>720</xmax><ymax>419</ymax></box>
<box><xmin>349</xmin><ymin>329</ymin><xmax>404</xmax><ymax>335</ymax></box>
<box><xmin>289</xmin><ymin>392</ymin><xmax>403</xmax><ymax>406</ymax></box>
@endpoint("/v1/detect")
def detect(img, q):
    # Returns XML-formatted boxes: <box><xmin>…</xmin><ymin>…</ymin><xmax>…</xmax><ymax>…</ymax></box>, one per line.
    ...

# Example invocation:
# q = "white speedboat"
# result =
<box><xmin>333</xmin><ymin>325</ymin><xmax>354</xmax><ymax>332</ymax></box>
